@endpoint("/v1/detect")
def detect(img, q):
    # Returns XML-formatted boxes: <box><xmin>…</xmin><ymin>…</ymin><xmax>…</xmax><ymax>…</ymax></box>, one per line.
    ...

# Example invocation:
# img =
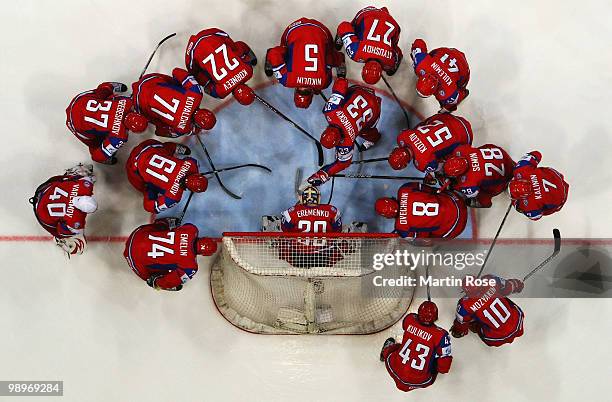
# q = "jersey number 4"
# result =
<box><xmin>147</xmin><ymin>232</ymin><xmax>176</xmax><ymax>259</ymax></box>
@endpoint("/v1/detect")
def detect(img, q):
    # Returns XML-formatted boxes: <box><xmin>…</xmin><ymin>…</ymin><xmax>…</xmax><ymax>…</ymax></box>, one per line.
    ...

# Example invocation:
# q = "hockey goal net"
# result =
<box><xmin>211</xmin><ymin>232</ymin><xmax>415</xmax><ymax>334</ymax></box>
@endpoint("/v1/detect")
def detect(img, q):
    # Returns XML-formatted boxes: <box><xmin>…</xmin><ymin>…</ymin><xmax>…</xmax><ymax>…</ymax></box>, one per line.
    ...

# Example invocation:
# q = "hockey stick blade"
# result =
<box><xmin>523</xmin><ymin>229</ymin><xmax>562</xmax><ymax>281</ymax></box>
<box><xmin>254</xmin><ymin>93</ymin><xmax>324</xmax><ymax>166</ymax></box>
<box><xmin>139</xmin><ymin>33</ymin><xmax>177</xmax><ymax>79</ymax></box>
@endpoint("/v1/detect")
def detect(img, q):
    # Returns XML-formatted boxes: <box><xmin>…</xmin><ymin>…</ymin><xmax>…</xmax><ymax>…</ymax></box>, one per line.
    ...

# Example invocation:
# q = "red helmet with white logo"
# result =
<box><xmin>375</xmin><ymin>197</ymin><xmax>399</xmax><ymax>219</ymax></box>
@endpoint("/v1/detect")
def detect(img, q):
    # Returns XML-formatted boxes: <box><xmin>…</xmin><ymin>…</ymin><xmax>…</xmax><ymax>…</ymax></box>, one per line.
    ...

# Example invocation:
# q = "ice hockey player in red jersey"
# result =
<box><xmin>281</xmin><ymin>186</ymin><xmax>342</xmax><ymax>233</ymax></box>
<box><xmin>375</xmin><ymin>182</ymin><xmax>467</xmax><ymax>240</ymax></box>
<box><xmin>66</xmin><ymin>82</ymin><xmax>147</xmax><ymax>164</ymax></box>
<box><xmin>185</xmin><ymin>28</ymin><xmax>257</xmax><ymax>106</ymax></box>
<box><xmin>126</xmin><ymin>139</ymin><xmax>208</xmax><ymax>213</ymax></box>
<box><xmin>410</xmin><ymin>39</ymin><xmax>470</xmax><ymax>112</ymax></box>
<box><xmin>30</xmin><ymin>164</ymin><xmax>97</xmax><ymax>256</ymax></box>
<box><xmin>441</xmin><ymin>144</ymin><xmax>515</xmax><ymax>208</ymax></box>
<box><xmin>131</xmin><ymin>68</ymin><xmax>216</xmax><ymax>138</ymax></box>
<box><xmin>306</xmin><ymin>78</ymin><xmax>382</xmax><ymax>187</ymax></box>
<box><xmin>336</xmin><ymin>6</ymin><xmax>402</xmax><ymax>85</ymax></box>
<box><xmin>279</xmin><ymin>186</ymin><xmax>344</xmax><ymax>268</ymax></box>
<box><xmin>124</xmin><ymin>218</ymin><xmax>217</xmax><ymax>291</ymax></box>
<box><xmin>380</xmin><ymin>301</ymin><xmax>452</xmax><ymax>392</ymax></box>
<box><xmin>451</xmin><ymin>275</ymin><xmax>525</xmax><ymax>347</ymax></box>
<box><xmin>388</xmin><ymin>113</ymin><xmax>474</xmax><ymax>174</ymax></box>
<box><xmin>509</xmin><ymin>151</ymin><xmax>569</xmax><ymax>220</ymax></box>
<box><xmin>265</xmin><ymin>18</ymin><xmax>346</xmax><ymax>109</ymax></box>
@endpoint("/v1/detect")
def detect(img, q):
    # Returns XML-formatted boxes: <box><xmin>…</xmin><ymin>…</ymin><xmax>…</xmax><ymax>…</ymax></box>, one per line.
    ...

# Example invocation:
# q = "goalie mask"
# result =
<box><xmin>300</xmin><ymin>186</ymin><xmax>320</xmax><ymax>205</ymax></box>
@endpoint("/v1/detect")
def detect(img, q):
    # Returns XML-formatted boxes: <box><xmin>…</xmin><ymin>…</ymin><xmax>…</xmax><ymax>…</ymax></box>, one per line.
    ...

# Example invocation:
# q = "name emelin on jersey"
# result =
<box><xmin>179</xmin><ymin>233</ymin><xmax>190</xmax><ymax>257</ymax></box>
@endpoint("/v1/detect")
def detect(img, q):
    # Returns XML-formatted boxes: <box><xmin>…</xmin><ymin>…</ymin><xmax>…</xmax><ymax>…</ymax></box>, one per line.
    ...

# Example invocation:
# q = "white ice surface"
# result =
<box><xmin>1</xmin><ymin>1</ymin><xmax>611</xmax><ymax>401</ymax></box>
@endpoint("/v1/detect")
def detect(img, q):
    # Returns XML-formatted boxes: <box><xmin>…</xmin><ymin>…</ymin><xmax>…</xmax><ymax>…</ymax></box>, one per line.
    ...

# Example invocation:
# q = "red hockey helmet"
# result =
<box><xmin>443</xmin><ymin>156</ymin><xmax>469</xmax><ymax>177</ymax></box>
<box><xmin>416</xmin><ymin>73</ymin><xmax>438</xmax><ymax>98</ymax></box>
<box><xmin>196</xmin><ymin>237</ymin><xmax>217</xmax><ymax>256</ymax></box>
<box><xmin>233</xmin><ymin>84</ymin><xmax>255</xmax><ymax>105</ymax></box>
<box><xmin>294</xmin><ymin>88</ymin><xmax>313</xmax><ymax>109</ymax></box>
<box><xmin>417</xmin><ymin>300</ymin><xmax>439</xmax><ymax>325</ymax></box>
<box><xmin>362</xmin><ymin>60</ymin><xmax>383</xmax><ymax>85</ymax></box>
<box><xmin>185</xmin><ymin>174</ymin><xmax>208</xmax><ymax>193</ymax></box>
<box><xmin>375</xmin><ymin>197</ymin><xmax>399</xmax><ymax>219</ymax></box>
<box><xmin>194</xmin><ymin>109</ymin><xmax>216</xmax><ymax>130</ymax></box>
<box><xmin>509</xmin><ymin>179</ymin><xmax>533</xmax><ymax>199</ymax></box>
<box><xmin>320</xmin><ymin>126</ymin><xmax>342</xmax><ymax>149</ymax></box>
<box><xmin>124</xmin><ymin>112</ymin><xmax>148</xmax><ymax>133</ymax></box>
<box><xmin>388</xmin><ymin>147</ymin><xmax>412</xmax><ymax>170</ymax></box>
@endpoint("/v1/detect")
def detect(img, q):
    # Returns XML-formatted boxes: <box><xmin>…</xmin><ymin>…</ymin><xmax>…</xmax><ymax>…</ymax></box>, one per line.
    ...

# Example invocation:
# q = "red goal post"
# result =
<box><xmin>211</xmin><ymin>231</ymin><xmax>416</xmax><ymax>334</ymax></box>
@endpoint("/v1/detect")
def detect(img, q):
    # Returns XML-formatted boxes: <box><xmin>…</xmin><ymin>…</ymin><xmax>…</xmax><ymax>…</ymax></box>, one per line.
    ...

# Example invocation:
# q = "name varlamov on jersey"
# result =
<box><xmin>223</xmin><ymin>69</ymin><xmax>248</xmax><ymax>91</ymax></box>
<box><xmin>363</xmin><ymin>45</ymin><xmax>392</xmax><ymax>60</ymax></box>
<box><xmin>296</xmin><ymin>77</ymin><xmax>322</xmax><ymax>86</ymax></box>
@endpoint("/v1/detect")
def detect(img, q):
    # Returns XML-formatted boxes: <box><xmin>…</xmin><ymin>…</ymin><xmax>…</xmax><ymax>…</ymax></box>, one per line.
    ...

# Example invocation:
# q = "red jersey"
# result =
<box><xmin>31</xmin><ymin>175</ymin><xmax>94</xmax><ymax>238</ymax></box>
<box><xmin>411</xmin><ymin>43</ymin><xmax>470</xmax><ymax>108</ymax></box>
<box><xmin>512</xmin><ymin>152</ymin><xmax>569</xmax><ymax>220</ymax></box>
<box><xmin>339</xmin><ymin>6</ymin><xmax>402</xmax><ymax>70</ymax></box>
<box><xmin>132</xmin><ymin>69</ymin><xmax>204</xmax><ymax>137</ymax></box>
<box><xmin>383</xmin><ymin>313</ymin><xmax>452</xmax><ymax>391</ymax></box>
<box><xmin>281</xmin><ymin>204</ymin><xmax>342</xmax><ymax>233</ymax></box>
<box><xmin>267</xmin><ymin>18</ymin><xmax>343</xmax><ymax>91</ymax></box>
<box><xmin>394</xmin><ymin>182</ymin><xmax>467</xmax><ymax>239</ymax></box>
<box><xmin>66</xmin><ymin>83</ymin><xmax>133</xmax><ymax>162</ymax></box>
<box><xmin>397</xmin><ymin>113</ymin><xmax>473</xmax><ymax>173</ymax></box>
<box><xmin>185</xmin><ymin>28</ymin><xmax>254</xmax><ymax>99</ymax></box>
<box><xmin>447</xmin><ymin>143</ymin><xmax>515</xmax><ymax>207</ymax></box>
<box><xmin>455</xmin><ymin>276</ymin><xmax>524</xmax><ymax>347</ymax></box>
<box><xmin>124</xmin><ymin>220</ymin><xmax>200</xmax><ymax>290</ymax></box>
<box><xmin>126</xmin><ymin>140</ymin><xmax>199</xmax><ymax>213</ymax></box>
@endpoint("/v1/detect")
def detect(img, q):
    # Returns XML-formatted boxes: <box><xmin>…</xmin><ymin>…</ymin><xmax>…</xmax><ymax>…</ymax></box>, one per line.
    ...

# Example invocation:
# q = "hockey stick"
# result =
<box><xmin>523</xmin><ymin>229</ymin><xmax>561</xmax><ymax>281</ymax></box>
<box><xmin>475</xmin><ymin>202</ymin><xmax>513</xmax><ymax>278</ymax></box>
<box><xmin>195</xmin><ymin>135</ymin><xmax>242</xmax><ymax>199</ymax></box>
<box><xmin>381</xmin><ymin>75</ymin><xmax>410</xmax><ymax>127</ymax></box>
<box><xmin>333</xmin><ymin>173</ymin><xmax>423</xmax><ymax>180</ymax></box>
<box><xmin>139</xmin><ymin>33</ymin><xmax>177</xmax><ymax>79</ymax></box>
<box><xmin>201</xmin><ymin>163</ymin><xmax>271</xmax><ymax>176</ymax></box>
<box><xmin>350</xmin><ymin>156</ymin><xmax>388</xmax><ymax>165</ymax></box>
<box><xmin>326</xmin><ymin>177</ymin><xmax>335</xmax><ymax>205</ymax></box>
<box><xmin>177</xmin><ymin>191</ymin><xmax>194</xmax><ymax>224</ymax></box>
<box><xmin>254</xmin><ymin>93</ymin><xmax>325</xmax><ymax>166</ymax></box>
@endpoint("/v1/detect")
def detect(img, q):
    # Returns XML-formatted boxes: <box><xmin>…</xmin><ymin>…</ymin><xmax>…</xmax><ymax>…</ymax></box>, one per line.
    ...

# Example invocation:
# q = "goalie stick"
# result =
<box><xmin>139</xmin><ymin>33</ymin><xmax>177</xmax><ymax>79</ymax></box>
<box><xmin>254</xmin><ymin>93</ymin><xmax>325</xmax><ymax>166</ymax></box>
<box><xmin>523</xmin><ymin>229</ymin><xmax>561</xmax><ymax>281</ymax></box>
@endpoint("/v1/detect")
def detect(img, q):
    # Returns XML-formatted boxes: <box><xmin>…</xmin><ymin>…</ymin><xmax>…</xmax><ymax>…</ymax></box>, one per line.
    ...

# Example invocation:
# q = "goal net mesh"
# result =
<box><xmin>211</xmin><ymin>232</ymin><xmax>415</xmax><ymax>334</ymax></box>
